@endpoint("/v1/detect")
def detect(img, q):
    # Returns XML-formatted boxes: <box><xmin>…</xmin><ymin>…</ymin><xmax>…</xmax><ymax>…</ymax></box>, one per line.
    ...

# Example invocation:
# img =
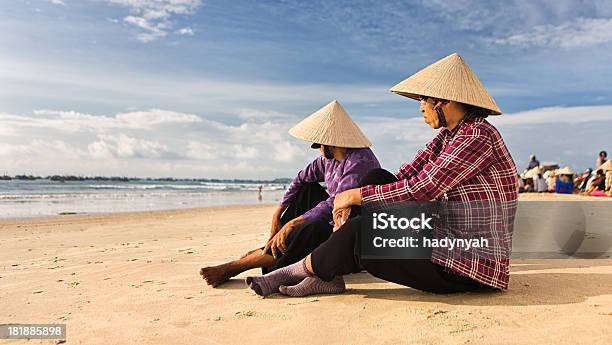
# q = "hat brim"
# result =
<box><xmin>391</xmin><ymin>91</ymin><xmax>502</xmax><ymax>116</ymax></box>
<box><xmin>388</xmin><ymin>53</ymin><xmax>503</xmax><ymax>116</ymax></box>
<box><xmin>311</xmin><ymin>143</ymin><xmax>321</xmax><ymax>149</ymax></box>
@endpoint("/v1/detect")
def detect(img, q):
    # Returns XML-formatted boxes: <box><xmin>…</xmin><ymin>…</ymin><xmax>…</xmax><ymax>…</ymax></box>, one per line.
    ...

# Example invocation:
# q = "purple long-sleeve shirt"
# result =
<box><xmin>281</xmin><ymin>148</ymin><xmax>380</xmax><ymax>225</ymax></box>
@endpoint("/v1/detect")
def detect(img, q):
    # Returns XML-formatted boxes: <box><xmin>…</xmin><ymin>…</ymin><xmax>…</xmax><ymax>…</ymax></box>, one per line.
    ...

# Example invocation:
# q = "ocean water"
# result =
<box><xmin>0</xmin><ymin>179</ymin><xmax>287</xmax><ymax>218</ymax></box>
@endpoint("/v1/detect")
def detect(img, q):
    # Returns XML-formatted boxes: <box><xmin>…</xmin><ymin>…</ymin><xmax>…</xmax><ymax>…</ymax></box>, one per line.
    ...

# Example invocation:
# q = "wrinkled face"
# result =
<box><xmin>419</xmin><ymin>97</ymin><xmax>441</xmax><ymax>129</ymax></box>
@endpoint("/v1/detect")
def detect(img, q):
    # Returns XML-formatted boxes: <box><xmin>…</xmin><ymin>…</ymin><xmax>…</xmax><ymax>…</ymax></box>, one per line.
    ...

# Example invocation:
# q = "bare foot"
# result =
<box><xmin>199</xmin><ymin>264</ymin><xmax>234</xmax><ymax>287</ymax></box>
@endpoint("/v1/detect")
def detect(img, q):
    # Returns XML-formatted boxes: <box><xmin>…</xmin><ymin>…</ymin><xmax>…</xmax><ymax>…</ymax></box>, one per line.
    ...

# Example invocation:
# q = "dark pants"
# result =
<box><xmin>311</xmin><ymin>168</ymin><xmax>494</xmax><ymax>294</ymax></box>
<box><xmin>262</xmin><ymin>182</ymin><xmax>333</xmax><ymax>274</ymax></box>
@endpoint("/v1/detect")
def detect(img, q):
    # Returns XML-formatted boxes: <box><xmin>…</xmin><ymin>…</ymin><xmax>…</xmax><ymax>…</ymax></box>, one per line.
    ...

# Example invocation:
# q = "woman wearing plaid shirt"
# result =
<box><xmin>247</xmin><ymin>54</ymin><xmax>519</xmax><ymax>297</ymax></box>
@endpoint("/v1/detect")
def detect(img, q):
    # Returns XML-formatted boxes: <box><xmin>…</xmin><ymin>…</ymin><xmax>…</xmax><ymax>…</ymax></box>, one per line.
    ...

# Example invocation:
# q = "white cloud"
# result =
<box><xmin>232</xmin><ymin>144</ymin><xmax>258</xmax><ymax>159</ymax></box>
<box><xmin>0</xmin><ymin>139</ymin><xmax>84</xmax><ymax>160</ymax></box>
<box><xmin>176</xmin><ymin>27</ymin><xmax>194</xmax><ymax>36</ymax></box>
<box><xmin>107</xmin><ymin>0</ymin><xmax>202</xmax><ymax>42</ymax></box>
<box><xmin>273</xmin><ymin>141</ymin><xmax>308</xmax><ymax>163</ymax></box>
<box><xmin>489</xmin><ymin>105</ymin><xmax>612</xmax><ymax>125</ymax></box>
<box><xmin>235</xmin><ymin>108</ymin><xmax>296</xmax><ymax>120</ymax></box>
<box><xmin>47</xmin><ymin>0</ymin><xmax>66</xmax><ymax>6</ymax></box>
<box><xmin>184</xmin><ymin>141</ymin><xmax>217</xmax><ymax>160</ymax></box>
<box><xmin>488</xmin><ymin>105</ymin><xmax>611</xmax><ymax>172</ymax></box>
<box><xmin>1</xmin><ymin>105</ymin><xmax>609</xmax><ymax>178</ymax></box>
<box><xmin>88</xmin><ymin>133</ymin><xmax>170</xmax><ymax>159</ymax></box>
<box><xmin>489</xmin><ymin>18</ymin><xmax>612</xmax><ymax>49</ymax></box>
<box><xmin>114</xmin><ymin>108</ymin><xmax>202</xmax><ymax>127</ymax></box>
<box><xmin>123</xmin><ymin>15</ymin><xmax>167</xmax><ymax>42</ymax></box>
<box><xmin>0</xmin><ymin>108</ymin><xmax>310</xmax><ymax>178</ymax></box>
<box><xmin>0</xmin><ymin>109</ymin><xmax>202</xmax><ymax>133</ymax></box>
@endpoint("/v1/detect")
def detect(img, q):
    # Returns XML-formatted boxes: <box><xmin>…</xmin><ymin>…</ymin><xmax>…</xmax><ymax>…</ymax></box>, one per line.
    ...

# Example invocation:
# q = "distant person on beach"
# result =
<box><xmin>247</xmin><ymin>53</ymin><xmax>518</xmax><ymax>297</ymax></box>
<box><xmin>544</xmin><ymin>170</ymin><xmax>556</xmax><ymax>192</ymax></box>
<box><xmin>586</xmin><ymin>170</ymin><xmax>606</xmax><ymax>193</ymax></box>
<box><xmin>200</xmin><ymin>100</ymin><xmax>380</xmax><ymax>287</ymax></box>
<box><xmin>257</xmin><ymin>185</ymin><xmax>263</xmax><ymax>202</ymax></box>
<box><xmin>523</xmin><ymin>173</ymin><xmax>534</xmax><ymax>192</ymax></box>
<box><xmin>534</xmin><ymin>173</ymin><xmax>548</xmax><ymax>193</ymax></box>
<box><xmin>576</xmin><ymin>169</ymin><xmax>592</xmax><ymax>192</ymax></box>
<box><xmin>517</xmin><ymin>174</ymin><xmax>525</xmax><ymax>193</ymax></box>
<box><xmin>597</xmin><ymin>151</ymin><xmax>607</xmax><ymax>168</ymax></box>
<box><xmin>527</xmin><ymin>155</ymin><xmax>540</xmax><ymax>170</ymax></box>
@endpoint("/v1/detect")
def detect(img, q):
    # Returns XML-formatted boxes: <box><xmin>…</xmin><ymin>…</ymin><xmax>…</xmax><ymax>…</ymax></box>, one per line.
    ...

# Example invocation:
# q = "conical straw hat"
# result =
<box><xmin>390</xmin><ymin>53</ymin><xmax>502</xmax><ymax>115</ymax></box>
<box><xmin>525</xmin><ymin>166</ymin><xmax>542</xmax><ymax>179</ymax></box>
<box><xmin>556</xmin><ymin>166</ymin><xmax>575</xmax><ymax>175</ymax></box>
<box><xmin>598</xmin><ymin>160</ymin><xmax>612</xmax><ymax>172</ymax></box>
<box><xmin>289</xmin><ymin>100</ymin><xmax>372</xmax><ymax>148</ymax></box>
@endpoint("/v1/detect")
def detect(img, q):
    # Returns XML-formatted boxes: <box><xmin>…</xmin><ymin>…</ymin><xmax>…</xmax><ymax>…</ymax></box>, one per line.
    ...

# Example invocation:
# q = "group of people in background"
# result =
<box><xmin>518</xmin><ymin>151</ymin><xmax>612</xmax><ymax>197</ymax></box>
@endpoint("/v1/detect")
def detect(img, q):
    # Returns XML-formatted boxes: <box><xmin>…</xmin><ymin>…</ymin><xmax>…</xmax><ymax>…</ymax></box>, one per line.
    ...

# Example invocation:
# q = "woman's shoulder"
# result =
<box><xmin>347</xmin><ymin>148</ymin><xmax>381</xmax><ymax>166</ymax></box>
<box><xmin>349</xmin><ymin>147</ymin><xmax>376</xmax><ymax>158</ymax></box>
<box><xmin>458</xmin><ymin>117</ymin><xmax>502</xmax><ymax>140</ymax></box>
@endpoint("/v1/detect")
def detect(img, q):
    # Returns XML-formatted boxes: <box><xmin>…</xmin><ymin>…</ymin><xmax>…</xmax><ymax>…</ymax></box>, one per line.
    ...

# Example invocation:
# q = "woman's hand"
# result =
<box><xmin>332</xmin><ymin>188</ymin><xmax>361</xmax><ymax>221</ymax></box>
<box><xmin>263</xmin><ymin>217</ymin><xmax>304</xmax><ymax>258</ymax></box>
<box><xmin>269</xmin><ymin>205</ymin><xmax>286</xmax><ymax>240</ymax></box>
<box><xmin>333</xmin><ymin>207</ymin><xmax>351</xmax><ymax>231</ymax></box>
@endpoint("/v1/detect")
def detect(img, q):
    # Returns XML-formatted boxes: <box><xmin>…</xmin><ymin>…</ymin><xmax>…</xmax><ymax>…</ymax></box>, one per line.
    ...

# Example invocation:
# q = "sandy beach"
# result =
<box><xmin>1</xmin><ymin>197</ymin><xmax>611</xmax><ymax>344</ymax></box>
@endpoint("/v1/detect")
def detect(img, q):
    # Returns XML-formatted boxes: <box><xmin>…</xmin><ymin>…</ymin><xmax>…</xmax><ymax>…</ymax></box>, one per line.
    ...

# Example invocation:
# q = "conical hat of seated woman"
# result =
<box><xmin>289</xmin><ymin>100</ymin><xmax>372</xmax><ymax>148</ymax></box>
<box><xmin>598</xmin><ymin>160</ymin><xmax>612</xmax><ymax>172</ymax></box>
<box><xmin>524</xmin><ymin>166</ymin><xmax>542</xmax><ymax>179</ymax></box>
<box><xmin>556</xmin><ymin>166</ymin><xmax>575</xmax><ymax>175</ymax></box>
<box><xmin>390</xmin><ymin>53</ymin><xmax>502</xmax><ymax>115</ymax></box>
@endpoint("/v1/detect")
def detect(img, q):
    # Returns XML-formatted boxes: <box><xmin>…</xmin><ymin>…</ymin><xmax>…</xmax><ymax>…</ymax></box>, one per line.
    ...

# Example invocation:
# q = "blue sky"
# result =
<box><xmin>1</xmin><ymin>0</ymin><xmax>611</xmax><ymax>178</ymax></box>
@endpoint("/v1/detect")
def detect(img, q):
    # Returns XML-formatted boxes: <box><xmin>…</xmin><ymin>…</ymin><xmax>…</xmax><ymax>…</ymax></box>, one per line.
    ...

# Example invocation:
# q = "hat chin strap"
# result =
<box><xmin>322</xmin><ymin>145</ymin><xmax>335</xmax><ymax>159</ymax></box>
<box><xmin>435</xmin><ymin>106</ymin><xmax>448</xmax><ymax>128</ymax></box>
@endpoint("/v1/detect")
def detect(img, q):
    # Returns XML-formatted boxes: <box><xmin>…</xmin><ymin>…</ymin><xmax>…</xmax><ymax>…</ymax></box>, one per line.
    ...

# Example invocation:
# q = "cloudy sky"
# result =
<box><xmin>1</xmin><ymin>0</ymin><xmax>611</xmax><ymax>179</ymax></box>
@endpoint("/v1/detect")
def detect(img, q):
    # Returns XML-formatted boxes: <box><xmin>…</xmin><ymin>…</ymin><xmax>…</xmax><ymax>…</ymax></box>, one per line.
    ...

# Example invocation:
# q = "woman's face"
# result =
<box><xmin>419</xmin><ymin>98</ymin><xmax>441</xmax><ymax>129</ymax></box>
<box><xmin>319</xmin><ymin>145</ymin><xmax>334</xmax><ymax>159</ymax></box>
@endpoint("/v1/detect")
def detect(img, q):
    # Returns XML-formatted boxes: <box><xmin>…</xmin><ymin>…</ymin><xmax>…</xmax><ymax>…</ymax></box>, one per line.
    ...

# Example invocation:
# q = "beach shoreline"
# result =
<box><xmin>1</xmin><ymin>202</ymin><xmax>610</xmax><ymax>344</ymax></box>
<box><xmin>1</xmin><ymin>192</ymin><xmax>610</xmax><ymax>222</ymax></box>
<box><xmin>0</xmin><ymin>202</ymin><xmax>278</xmax><ymax>223</ymax></box>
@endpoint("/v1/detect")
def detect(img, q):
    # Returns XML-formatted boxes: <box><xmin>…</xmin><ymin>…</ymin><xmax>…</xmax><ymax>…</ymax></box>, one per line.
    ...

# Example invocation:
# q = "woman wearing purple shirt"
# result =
<box><xmin>200</xmin><ymin>100</ymin><xmax>380</xmax><ymax>287</ymax></box>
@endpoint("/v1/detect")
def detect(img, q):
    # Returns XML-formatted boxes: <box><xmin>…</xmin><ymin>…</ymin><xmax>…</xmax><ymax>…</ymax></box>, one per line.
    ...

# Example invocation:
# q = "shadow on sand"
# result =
<box><xmin>210</xmin><ymin>278</ymin><xmax>249</xmax><ymax>290</ymax></box>
<box><xmin>212</xmin><ymin>260</ymin><xmax>611</xmax><ymax>307</ymax></box>
<box><xmin>345</xmin><ymin>260</ymin><xmax>612</xmax><ymax>306</ymax></box>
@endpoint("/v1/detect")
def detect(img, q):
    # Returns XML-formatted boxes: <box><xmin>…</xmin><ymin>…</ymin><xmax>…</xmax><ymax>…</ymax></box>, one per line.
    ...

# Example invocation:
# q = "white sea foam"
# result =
<box><xmin>0</xmin><ymin>180</ymin><xmax>287</xmax><ymax>218</ymax></box>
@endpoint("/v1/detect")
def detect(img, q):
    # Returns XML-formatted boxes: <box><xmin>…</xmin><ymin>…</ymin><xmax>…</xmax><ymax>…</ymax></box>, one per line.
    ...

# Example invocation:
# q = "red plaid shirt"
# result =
<box><xmin>361</xmin><ymin>117</ymin><xmax>518</xmax><ymax>289</ymax></box>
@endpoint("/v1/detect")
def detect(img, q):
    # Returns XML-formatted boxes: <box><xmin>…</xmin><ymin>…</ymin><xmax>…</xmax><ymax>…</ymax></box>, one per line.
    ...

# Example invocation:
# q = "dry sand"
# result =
<box><xmin>1</xmin><ymin>197</ymin><xmax>611</xmax><ymax>344</ymax></box>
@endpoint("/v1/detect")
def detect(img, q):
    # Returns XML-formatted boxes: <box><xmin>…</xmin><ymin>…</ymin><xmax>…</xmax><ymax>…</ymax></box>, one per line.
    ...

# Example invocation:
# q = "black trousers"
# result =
<box><xmin>262</xmin><ymin>182</ymin><xmax>333</xmax><ymax>274</ymax></box>
<box><xmin>311</xmin><ymin>169</ymin><xmax>494</xmax><ymax>294</ymax></box>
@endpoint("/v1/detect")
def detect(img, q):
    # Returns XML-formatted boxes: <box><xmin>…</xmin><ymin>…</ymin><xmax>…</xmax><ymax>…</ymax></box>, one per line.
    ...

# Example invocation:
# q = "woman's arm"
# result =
<box><xmin>361</xmin><ymin>127</ymin><xmax>494</xmax><ymax>210</ymax></box>
<box><xmin>395</xmin><ymin>132</ymin><xmax>443</xmax><ymax>180</ymax></box>
<box><xmin>280</xmin><ymin>156</ymin><xmax>325</xmax><ymax>208</ymax></box>
<box><xmin>331</xmin><ymin>188</ymin><xmax>361</xmax><ymax>226</ymax></box>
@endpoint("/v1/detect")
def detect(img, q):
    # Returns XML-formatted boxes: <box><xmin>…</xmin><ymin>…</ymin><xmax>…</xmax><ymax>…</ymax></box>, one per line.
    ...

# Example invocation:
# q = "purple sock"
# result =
<box><xmin>279</xmin><ymin>276</ymin><xmax>346</xmax><ymax>297</ymax></box>
<box><xmin>246</xmin><ymin>259</ymin><xmax>311</xmax><ymax>296</ymax></box>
